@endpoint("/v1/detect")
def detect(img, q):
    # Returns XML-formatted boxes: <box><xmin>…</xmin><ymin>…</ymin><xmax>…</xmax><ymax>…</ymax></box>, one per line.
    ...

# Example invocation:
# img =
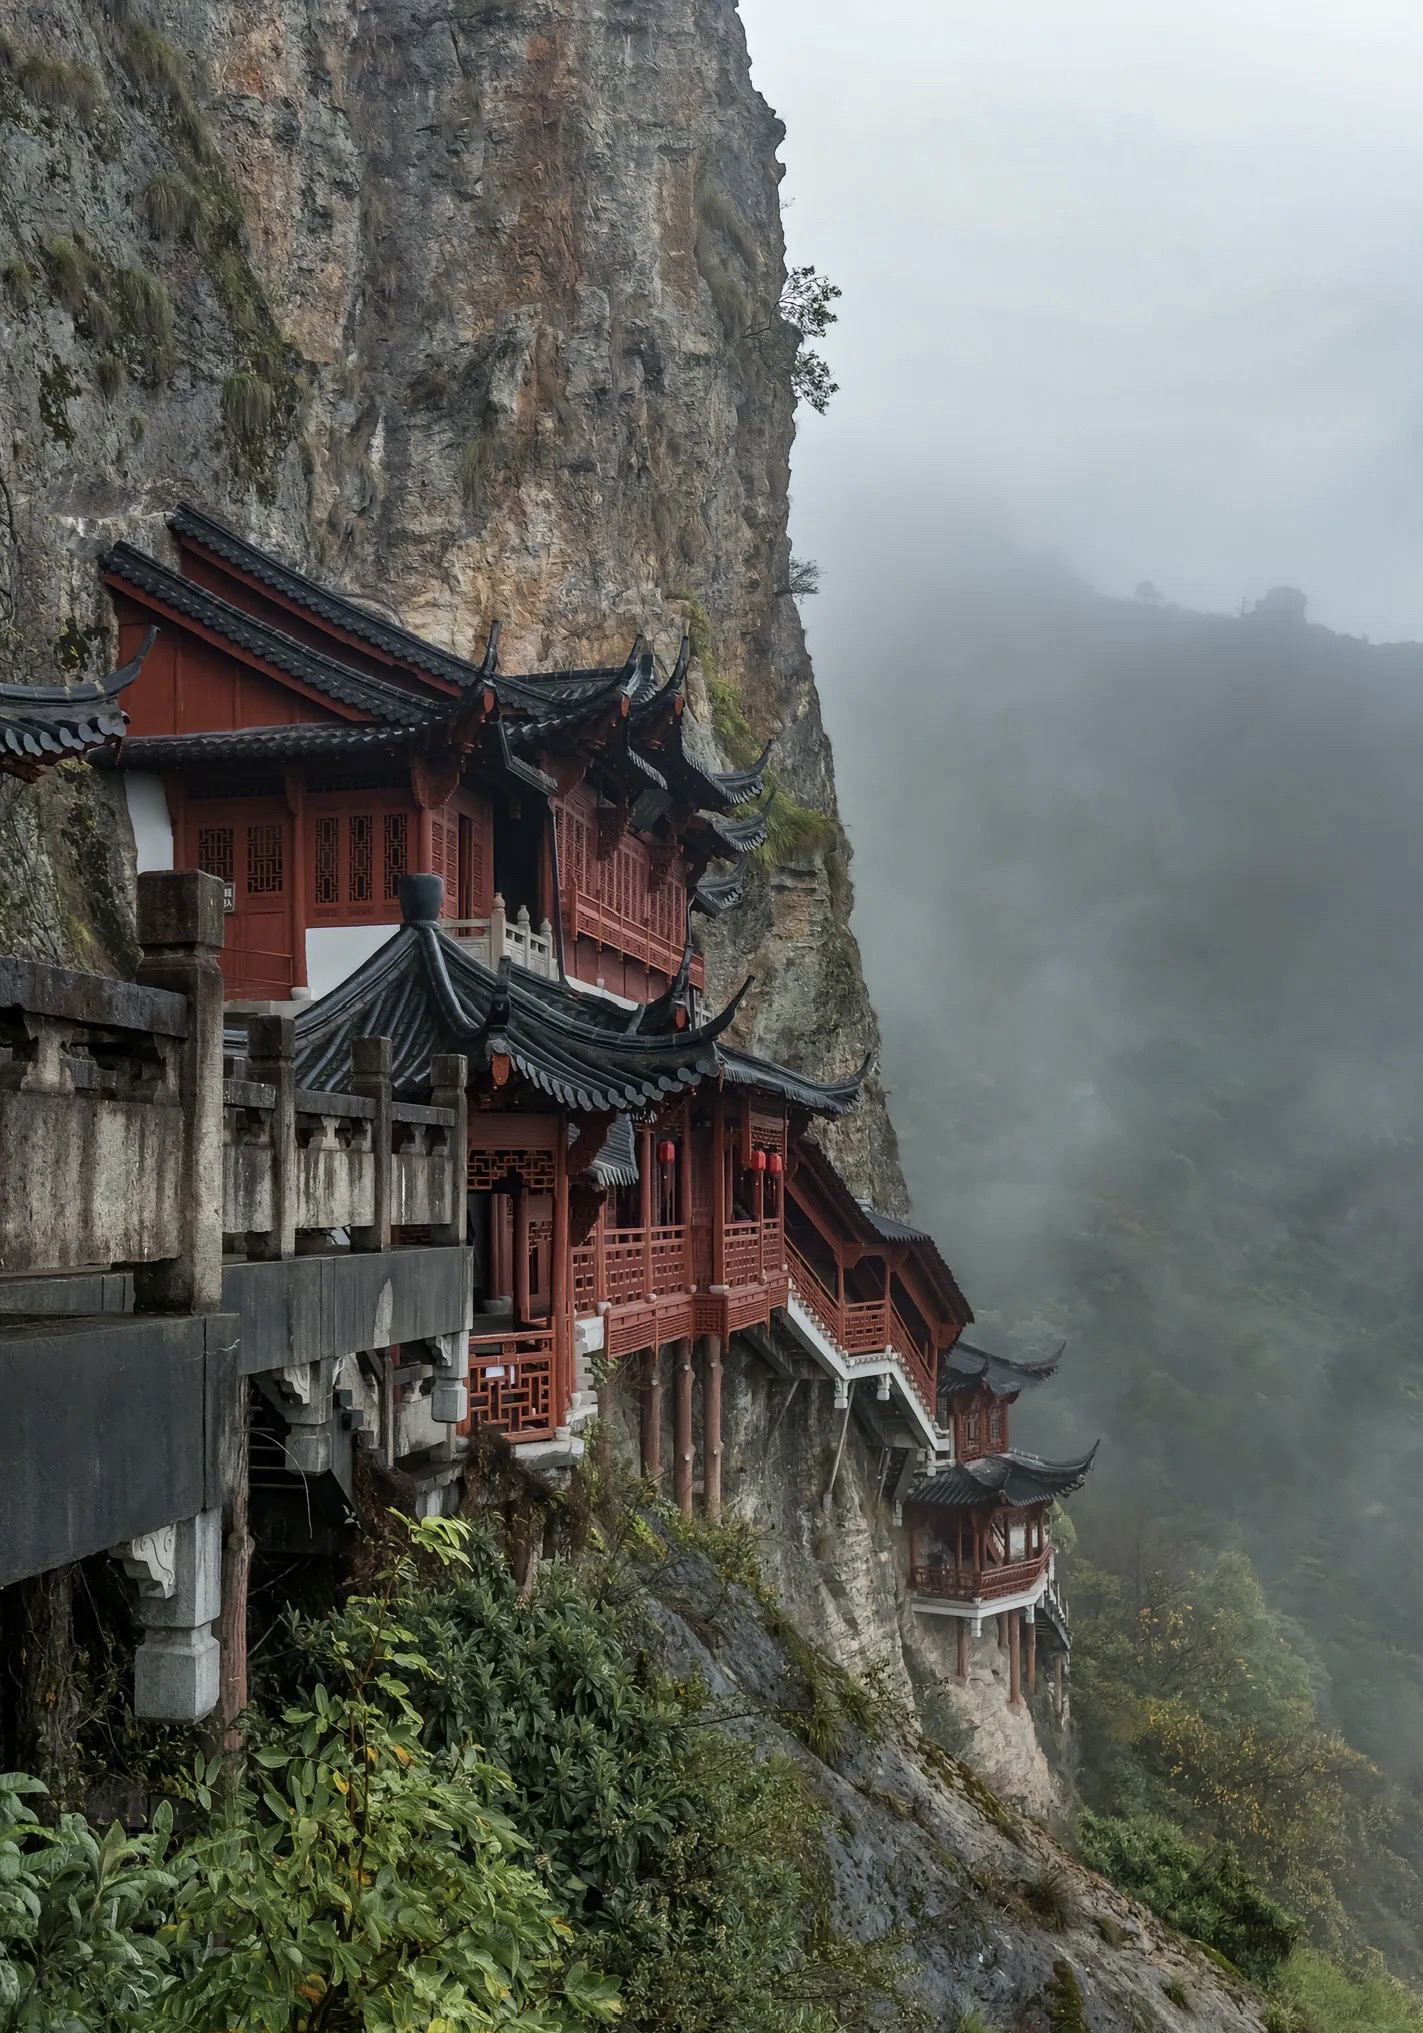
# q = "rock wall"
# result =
<box><xmin>606</xmin><ymin>1336</ymin><xmax>1062</xmax><ymax>1816</ymax></box>
<box><xmin>0</xmin><ymin>0</ymin><xmax>899</xmax><ymax>1195</ymax></box>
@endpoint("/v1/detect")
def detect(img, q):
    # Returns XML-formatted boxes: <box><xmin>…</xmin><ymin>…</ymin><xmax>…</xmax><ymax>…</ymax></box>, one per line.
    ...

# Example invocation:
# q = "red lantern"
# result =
<box><xmin>768</xmin><ymin>1151</ymin><xmax>784</xmax><ymax>1175</ymax></box>
<box><xmin>751</xmin><ymin>1147</ymin><xmax>767</xmax><ymax>1172</ymax></box>
<box><xmin>657</xmin><ymin>1139</ymin><xmax>677</xmax><ymax>1165</ymax></box>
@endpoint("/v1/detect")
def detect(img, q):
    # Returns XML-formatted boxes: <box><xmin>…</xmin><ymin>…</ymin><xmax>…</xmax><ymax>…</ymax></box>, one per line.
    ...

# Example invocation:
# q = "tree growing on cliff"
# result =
<box><xmin>781</xmin><ymin>266</ymin><xmax>841</xmax><ymax>413</ymax></box>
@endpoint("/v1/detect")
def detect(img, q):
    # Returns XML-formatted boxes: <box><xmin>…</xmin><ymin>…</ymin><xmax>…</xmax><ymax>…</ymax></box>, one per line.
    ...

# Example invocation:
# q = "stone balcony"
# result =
<box><xmin>440</xmin><ymin>893</ymin><xmax>557</xmax><ymax>980</ymax></box>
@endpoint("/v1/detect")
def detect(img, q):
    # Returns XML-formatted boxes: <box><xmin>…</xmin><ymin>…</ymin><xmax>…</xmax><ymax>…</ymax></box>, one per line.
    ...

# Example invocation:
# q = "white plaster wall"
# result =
<box><xmin>124</xmin><ymin>775</ymin><xmax>174</xmax><ymax>872</ymax></box>
<box><xmin>305</xmin><ymin>924</ymin><xmax>399</xmax><ymax>1001</ymax></box>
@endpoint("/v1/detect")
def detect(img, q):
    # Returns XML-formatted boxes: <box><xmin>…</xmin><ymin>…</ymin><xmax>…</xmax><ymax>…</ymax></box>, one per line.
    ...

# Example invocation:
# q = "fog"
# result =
<box><xmin>738</xmin><ymin>0</ymin><xmax>1423</xmax><ymax>1919</ymax></box>
<box><xmin>743</xmin><ymin>0</ymin><xmax>1423</xmax><ymax>640</ymax></box>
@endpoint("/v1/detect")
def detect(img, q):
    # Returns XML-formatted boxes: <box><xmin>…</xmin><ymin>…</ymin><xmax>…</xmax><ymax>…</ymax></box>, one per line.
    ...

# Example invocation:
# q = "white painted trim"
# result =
<box><xmin>780</xmin><ymin>1285</ymin><xmax>944</xmax><ymax>1452</ymax></box>
<box><xmin>910</xmin><ymin>1573</ymin><xmax>1049</xmax><ymax>1622</ymax></box>
<box><xmin>124</xmin><ymin>774</ymin><xmax>174</xmax><ymax>873</ymax></box>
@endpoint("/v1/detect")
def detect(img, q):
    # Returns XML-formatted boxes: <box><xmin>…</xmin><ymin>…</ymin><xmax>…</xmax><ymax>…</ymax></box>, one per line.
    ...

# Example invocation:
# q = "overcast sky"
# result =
<box><xmin>741</xmin><ymin>0</ymin><xmax>1423</xmax><ymax>643</ymax></box>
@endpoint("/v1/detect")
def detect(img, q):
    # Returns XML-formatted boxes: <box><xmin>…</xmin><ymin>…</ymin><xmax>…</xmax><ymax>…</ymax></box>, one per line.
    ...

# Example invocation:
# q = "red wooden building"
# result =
<box><xmin>98</xmin><ymin>504</ymin><xmax>1094</xmax><ymax>1702</ymax></box>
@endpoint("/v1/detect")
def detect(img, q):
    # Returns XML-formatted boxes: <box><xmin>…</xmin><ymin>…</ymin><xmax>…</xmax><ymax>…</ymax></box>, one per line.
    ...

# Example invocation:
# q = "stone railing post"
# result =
<box><xmin>245</xmin><ymin>1014</ymin><xmax>295</xmax><ymax>1261</ymax></box>
<box><xmin>350</xmin><ymin>1035</ymin><xmax>392</xmax><ymax>1252</ymax></box>
<box><xmin>134</xmin><ymin>871</ymin><xmax>225</xmax><ymax>1314</ymax></box>
<box><xmin>490</xmin><ymin>892</ymin><xmax>508</xmax><ymax>964</ymax></box>
<box><xmin>429</xmin><ymin>1054</ymin><xmax>468</xmax><ymax>1246</ymax></box>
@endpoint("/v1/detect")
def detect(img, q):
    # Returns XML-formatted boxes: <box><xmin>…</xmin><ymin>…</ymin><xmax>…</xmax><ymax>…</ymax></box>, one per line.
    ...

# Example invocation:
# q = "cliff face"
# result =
<box><xmin>0</xmin><ymin>0</ymin><xmax>899</xmax><ymax>1196</ymax></box>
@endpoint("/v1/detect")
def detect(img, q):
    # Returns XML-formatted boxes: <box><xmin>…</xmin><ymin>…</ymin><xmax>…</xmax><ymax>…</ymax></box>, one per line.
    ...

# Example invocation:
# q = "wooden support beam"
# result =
<box><xmin>1026</xmin><ymin>1613</ymin><xmax>1037</xmax><ymax>1695</ymax></box>
<box><xmin>640</xmin><ymin>1346</ymin><xmax>663</xmax><ymax>1488</ymax></box>
<box><xmin>1008</xmin><ymin>1609</ymin><xmax>1023</xmax><ymax>1708</ymax></box>
<box><xmin>702</xmin><ymin>1334</ymin><xmax>723</xmax><ymax>1521</ymax></box>
<box><xmin>672</xmin><ymin>1337</ymin><xmax>694</xmax><ymax>1515</ymax></box>
<box><xmin>956</xmin><ymin>1618</ymin><xmax>969</xmax><ymax>1683</ymax></box>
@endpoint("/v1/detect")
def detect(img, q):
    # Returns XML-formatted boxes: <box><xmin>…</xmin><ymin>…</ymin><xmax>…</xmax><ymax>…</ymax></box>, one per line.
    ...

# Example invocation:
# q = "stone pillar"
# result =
<box><xmin>117</xmin><ymin>1510</ymin><xmax>223</xmax><ymax>1722</ymax></box>
<box><xmin>1008</xmin><ymin>1609</ymin><xmax>1023</xmax><ymax>1709</ymax></box>
<box><xmin>640</xmin><ymin>1346</ymin><xmax>663</xmax><ymax>1487</ymax></box>
<box><xmin>429</xmin><ymin>1055</ymin><xmax>469</xmax><ymax>1246</ymax></box>
<box><xmin>702</xmin><ymin>1334</ymin><xmax>724</xmax><ymax>1520</ymax></box>
<box><xmin>672</xmin><ymin>1337</ymin><xmax>694</xmax><ymax>1515</ymax></box>
<box><xmin>245</xmin><ymin>1014</ymin><xmax>296</xmax><ymax>1261</ymax></box>
<box><xmin>1026</xmin><ymin>1612</ymin><xmax>1037</xmax><ymax>1695</ymax></box>
<box><xmin>134</xmin><ymin>871</ymin><xmax>225</xmax><ymax>1314</ymax></box>
<box><xmin>956</xmin><ymin>1618</ymin><xmax>969</xmax><ymax>1683</ymax></box>
<box><xmin>350</xmin><ymin>1036</ymin><xmax>393</xmax><ymax>1252</ymax></box>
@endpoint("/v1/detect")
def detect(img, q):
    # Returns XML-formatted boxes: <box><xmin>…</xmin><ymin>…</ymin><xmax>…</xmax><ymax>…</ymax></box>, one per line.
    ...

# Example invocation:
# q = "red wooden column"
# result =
<box><xmin>672</xmin><ymin>1337</ymin><xmax>695</xmax><ymax>1514</ymax></box>
<box><xmin>638</xmin><ymin>1124</ymin><xmax>654</xmax><ymax>1295</ymax></box>
<box><xmin>284</xmin><ymin>769</ymin><xmax>308</xmax><ymax>994</ymax></box>
<box><xmin>640</xmin><ymin>1346</ymin><xmax>663</xmax><ymax>1487</ymax></box>
<box><xmin>552</xmin><ymin>1122</ymin><xmax>571</xmax><ymax>1432</ymax></box>
<box><xmin>678</xmin><ymin>1100</ymin><xmax>694</xmax><ymax>1288</ymax></box>
<box><xmin>1008</xmin><ymin>1610</ymin><xmax>1023</xmax><ymax>1708</ymax></box>
<box><xmin>702</xmin><ymin>1334</ymin><xmax>723</xmax><ymax>1520</ymax></box>
<box><xmin>514</xmin><ymin>1183</ymin><xmax>531</xmax><ymax>1324</ymax></box>
<box><xmin>1026</xmin><ymin>1613</ymin><xmax>1037</xmax><ymax>1695</ymax></box>
<box><xmin>710</xmin><ymin>1093</ymin><xmax>726</xmax><ymax>1287</ymax></box>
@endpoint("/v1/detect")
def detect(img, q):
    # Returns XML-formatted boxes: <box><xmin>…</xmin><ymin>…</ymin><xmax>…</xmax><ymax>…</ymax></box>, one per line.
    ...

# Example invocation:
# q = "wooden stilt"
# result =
<box><xmin>218</xmin><ymin>1375</ymin><xmax>253</xmax><ymax>1754</ymax></box>
<box><xmin>702</xmin><ymin>1334</ymin><xmax>723</xmax><ymax>1520</ymax></box>
<box><xmin>1053</xmin><ymin>1654</ymin><xmax>1065</xmax><ymax>1716</ymax></box>
<box><xmin>956</xmin><ymin>1618</ymin><xmax>969</xmax><ymax>1682</ymax></box>
<box><xmin>640</xmin><ymin>1345</ymin><xmax>663</xmax><ymax>1487</ymax></box>
<box><xmin>672</xmin><ymin>1337</ymin><xmax>694</xmax><ymax>1514</ymax></box>
<box><xmin>1026</xmin><ymin>1615</ymin><xmax>1037</xmax><ymax>1695</ymax></box>
<box><xmin>1008</xmin><ymin>1609</ymin><xmax>1022</xmax><ymax>1708</ymax></box>
<box><xmin>996</xmin><ymin>1611</ymin><xmax>1007</xmax><ymax>1649</ymax></box>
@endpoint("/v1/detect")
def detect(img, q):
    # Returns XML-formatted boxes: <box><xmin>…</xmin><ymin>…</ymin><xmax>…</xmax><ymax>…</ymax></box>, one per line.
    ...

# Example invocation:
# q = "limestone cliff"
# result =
<box><xmin>0</xmin><ymin>0</ymin><xmax>899</xmax><ymax>1197</ymax></box>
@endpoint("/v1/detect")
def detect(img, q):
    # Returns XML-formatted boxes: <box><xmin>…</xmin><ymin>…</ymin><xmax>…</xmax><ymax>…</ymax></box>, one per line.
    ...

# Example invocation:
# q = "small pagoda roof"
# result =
<box><xmin>907</xmin><ymin>1445</ymin><xmax>1098</xmax><ymax>1512</ymax></box>
<box><xmin>692</xmin><ymin>858</ymin><xmax>748</xmax><ymax>917</ymax></box>
<box><xmin>939</xmin><ymin>1340</ymin><xmax>1066</xmax><ymax>1401</ymax></box>
<box><xmin>279</xmin><ymin>875</ymin><xmax>865</xmax><ymax>1120</ymax></box>
<box><xmin>169</xmin><ymin>502</ymin><xmax>490</xmax><ymax>693</ymax></box>
<box><xmin>103</xmin><ymin>545</ymin><xmax>425</xmax><ymax>725</ymax></box>
<box><xmin>0</xmin><ymin>628</ymin><xmax>154</xmax><ymax>780</ymax></box>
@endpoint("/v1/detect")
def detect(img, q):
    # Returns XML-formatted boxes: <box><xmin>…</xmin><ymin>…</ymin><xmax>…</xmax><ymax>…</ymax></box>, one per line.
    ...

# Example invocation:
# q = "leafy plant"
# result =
<box><xmin>0</xmin><ymin>1771</ymin><xmax>177</xmax><ymax>2029</ymax></box>
<box><xmin>1077</xmin><ymin>1812</ymin><xmax>1296</xmax><ymax>1984</ymax></box>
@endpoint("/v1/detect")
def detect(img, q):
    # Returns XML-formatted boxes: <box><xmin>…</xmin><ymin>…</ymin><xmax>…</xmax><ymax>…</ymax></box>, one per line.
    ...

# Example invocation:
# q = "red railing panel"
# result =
<box><xmin>468</xmin><ymin>1329</ymin><xmax>557</xmax><ymax>1440</ymax></box>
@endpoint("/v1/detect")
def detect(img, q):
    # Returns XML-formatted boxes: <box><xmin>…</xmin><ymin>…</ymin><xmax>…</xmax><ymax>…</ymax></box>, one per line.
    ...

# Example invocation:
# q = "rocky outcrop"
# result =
<box><xmin>643</xmin><ymin>1539</ymin><xmax>1271</xmax><ymax>2033</ymax></box>
<box><xmin>0</xmin><ymin>0</ymin><xmax>899</xmax><ymax>1195</ymax></box>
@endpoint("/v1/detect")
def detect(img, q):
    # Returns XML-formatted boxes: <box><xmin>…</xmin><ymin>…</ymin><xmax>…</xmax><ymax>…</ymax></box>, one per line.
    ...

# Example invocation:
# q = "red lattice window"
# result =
<box><xmin>383</xmin><ymin>812</ymin><xmax>408</xmax><ymax>902</ymax></box>
<box><xmin>987</xmin><ymin>1403</ymin><xmax>1005</xmax><ymax>1449</ymax></box>
<box><xmin>315</xmin><ymin>817</ymin><xmax>340</xmax><ymax>906</ymax></box>
<box><xmin>197</xmin><ymin>826</ymin><xmax>234</xmax><ymax>887</ymax></box>
<box><xmin>246</xmin><ymin>823</ymin><xmax>284</xmax><ymax>896</ymax></box>
<box><xmin>349</xmin><ymin>814</ymin><xmax>372</xmax><ymax>903</ymax></box>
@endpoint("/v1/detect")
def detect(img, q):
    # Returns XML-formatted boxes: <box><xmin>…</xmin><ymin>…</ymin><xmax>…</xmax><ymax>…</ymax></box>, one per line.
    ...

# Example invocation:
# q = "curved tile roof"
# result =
<box><xmin>0</xmin><ymin>627</ymin><xmax>154</xmax><ymax>780</ymax></box>
<box><xmin>169</xmin><ymin>502</ymin><xmax>491</xmax><ymax>692</ymax></box>
<box><xmin>102</xmin><ymin>545</ymin><xmax>426</xmax><ymax>724</ymax></box>
<box><xmin>940</xmin><ymin>1340</ymin><xmax>1065</xmax><ymax>1400</ymax></box>
<box><xmin>907</xmin><ymin>1445</ymin><xmax>1098</xmax><ymax>1511</ymax></box>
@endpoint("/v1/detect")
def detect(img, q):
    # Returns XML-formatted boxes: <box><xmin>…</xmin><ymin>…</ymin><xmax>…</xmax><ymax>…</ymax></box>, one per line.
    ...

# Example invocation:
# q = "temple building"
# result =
<box><xmin>0</xmin><ymin>502</ymin><xmax>1093</xmax><ymax>1727</ymax></box>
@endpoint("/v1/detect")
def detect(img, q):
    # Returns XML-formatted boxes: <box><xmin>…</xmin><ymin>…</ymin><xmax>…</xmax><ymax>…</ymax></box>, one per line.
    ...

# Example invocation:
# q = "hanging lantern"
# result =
<box><xmin>657</xmin><ymin>1139</ymin><xmax>677</xmax><ymax>1166</ymax></box>
<box><xmin>751</xmin><ymin>1147</ymin><xmax>768</xmax><ymax>1172</ymax></box>
<box><xmin>767</xmin><ymin>1151</ymin><xmax>784</xmax><ymax>1175</ymax></box>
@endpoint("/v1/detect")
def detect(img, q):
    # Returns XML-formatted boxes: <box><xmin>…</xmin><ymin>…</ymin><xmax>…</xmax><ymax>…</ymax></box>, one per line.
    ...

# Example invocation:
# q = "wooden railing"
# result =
<box><xmin>467</xmin><ymin>1326</ymin><xmax>557</xmax><ymax>1440</ymax></box>
<box><xmin>574</xmin><ymin>1218</ymin><xmax>783</xmax><ymax>1317</ymax></box>
<box><xmin>785</xmin><ymin>1242</ymin><xmax>939</xmax><ymax>1411</ymax></box>
<box><xmin>564</xmin><ymin>886</ymin><xmax>705</xmax><ymax>989</ymax></box>
<box><xmin>909</xmin><ymin>1550</ymin><xmax>1052</xmax><ymax>1604</ymax></box>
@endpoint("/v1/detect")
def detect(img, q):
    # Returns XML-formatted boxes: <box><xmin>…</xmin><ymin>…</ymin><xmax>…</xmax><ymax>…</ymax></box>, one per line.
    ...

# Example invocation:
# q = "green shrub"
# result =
<box><xmin>17</xmin><ymin>51</ymin><xmax>101</xmax><ymax>122</ymax></box>
<box><xmin>222</xmin><ymin>368</ymin><xmax>276</xmax><ymax>443</ymax></box>
<box><xmin>1272</xmin><ymin>1946</ymin><xmax>1423</xmax><ymax>2033</ymax></box>
<box><xmin>282</xmin><ymin>1519</ymin><xmax>906</xmax><ymax>2033</ymax></box>
<box><xmin>95</xmin><ymin>351</ymin><xmax>126</xmax><ymax>398</ymax></box>
<box><xmin>1077</xmin><ymin>1811</ymin><xmax>1297</xmax><ymax>1985</ymax></box>
<box><xmin>44</xmin><ymin>234</ymin><xmax>99</xmax><ymax>314</ymax></box>
<box><xmin>1043</xmin><ymin>1957</ymin><xmax>1090</xmax><ymax>2032</ymax></box>
<box><xmin>2</xmin><ymin>256</ymin><xmax>34</xmax><ymax>307</ymax></box>
<box><xmin>143</xmin><ymin>169</ymin><xmax>203</xmax><ymax>241</ymax></box>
